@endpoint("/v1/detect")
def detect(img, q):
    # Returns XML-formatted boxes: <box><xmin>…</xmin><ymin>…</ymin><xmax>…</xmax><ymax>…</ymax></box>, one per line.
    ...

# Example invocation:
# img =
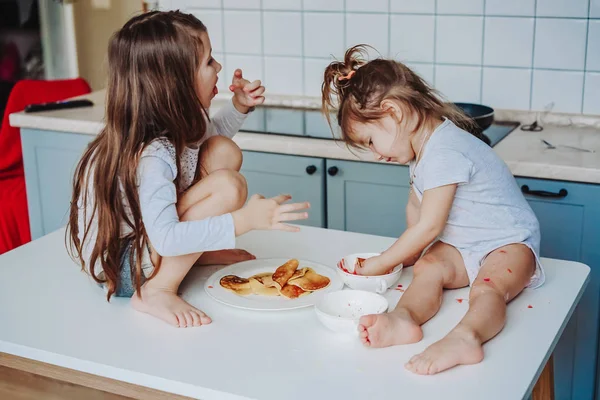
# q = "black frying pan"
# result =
<box><xmin>453</xmin><ymin>102</ymin><xmax>495</xmax><ymax>131</ymax></box>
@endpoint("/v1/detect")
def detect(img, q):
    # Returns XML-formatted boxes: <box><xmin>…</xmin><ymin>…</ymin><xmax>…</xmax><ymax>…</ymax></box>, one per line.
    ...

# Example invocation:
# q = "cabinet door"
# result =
<box><xmin>241</xmin><ymin>151</ymin><xmax>325</xmax><ymax>228</ymax></box>
<box><xmin>516</xmin><ymin>177</ymin><xmax>600</xmax><ymax>400</ymax></box>
<box><xmin>21</xmin><ymin>129</ymin><xmax>93</xmax><ymax>239</ymax></box>
<box><xmin>326</xmin><ymin>159</ymin><xmax>410</xmax><ymax>238</ymax></box>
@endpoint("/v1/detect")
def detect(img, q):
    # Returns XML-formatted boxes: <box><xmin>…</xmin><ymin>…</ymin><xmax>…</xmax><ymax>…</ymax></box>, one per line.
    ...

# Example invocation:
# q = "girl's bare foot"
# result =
<box><xmin>357</xmin><ymin>309</ymin><xmax>423</xmax><ymax>347</ymax></box>
<box><xmin>405</xmin><ymin>328</ymin><xmax>484</xmax><ymax>375</ymax></box>
<box><xmin>131</xmin><ymin>283</ymin><xmax>211</xmax><ymax>328</ymax></box>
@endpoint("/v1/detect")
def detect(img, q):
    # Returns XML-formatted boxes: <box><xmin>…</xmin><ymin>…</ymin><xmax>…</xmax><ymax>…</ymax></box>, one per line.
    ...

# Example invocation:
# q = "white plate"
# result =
<box><xmin>204</xmin><ymin>258</ymin><xmax>344</xmax><ymax>311</ymax></box>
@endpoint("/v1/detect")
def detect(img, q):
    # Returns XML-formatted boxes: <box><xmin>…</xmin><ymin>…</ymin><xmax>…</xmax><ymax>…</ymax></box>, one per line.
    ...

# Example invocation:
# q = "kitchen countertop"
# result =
<box><xmin>0</xmin><ymin>225</ymin><xmax>590</xmax><ymax>400</ymax></box>
<box><xmin>9</xmin><ymin>90</ymin><xmax>600</xmax><ymax>184</ymax></box>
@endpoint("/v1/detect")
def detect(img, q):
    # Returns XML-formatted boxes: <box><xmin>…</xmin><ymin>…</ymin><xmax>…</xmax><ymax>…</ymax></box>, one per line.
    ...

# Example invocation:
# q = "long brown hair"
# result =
<box><xmin>66</xmin><ymin>11</ymin><xmax>209</xmax><ymax>300</ymax></box>
<box><xmin>322</xmin><ymin>45</ymin><xmax>475</xmax><ymax>149</ymax></box>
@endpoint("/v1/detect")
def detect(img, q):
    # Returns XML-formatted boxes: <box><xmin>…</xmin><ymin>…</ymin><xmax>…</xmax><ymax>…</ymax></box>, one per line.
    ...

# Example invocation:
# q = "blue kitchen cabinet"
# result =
<box><xmin>21</xmin><ymin>129</ymin><xmax>91</xmax><ymax>240</ymax></box>
<box><xmin>325</xmin><ymin>159</ymin><xmax>410</xmax><ymax>238</ymax></box>
<box><xmin>516</xmin><ymin>177</ymin><xmax>600</xmax><ymax>400</ymax></box>
<box><xmin>241</xmin><ymin>151</ymin><xmax>326</xmax><ymax>228</ymax></box>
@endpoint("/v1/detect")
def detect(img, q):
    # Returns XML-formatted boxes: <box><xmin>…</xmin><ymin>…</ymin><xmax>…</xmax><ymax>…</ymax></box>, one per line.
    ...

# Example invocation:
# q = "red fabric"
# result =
<box><xmin>0</xmin><ymin>78</ymin><xmax>91</xmax><ymax>254</ymax></box>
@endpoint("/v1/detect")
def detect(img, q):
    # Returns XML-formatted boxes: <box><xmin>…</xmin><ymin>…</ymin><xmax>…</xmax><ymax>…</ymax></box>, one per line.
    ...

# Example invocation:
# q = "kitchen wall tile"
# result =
<box><xmin>482</xmin><ymin>67</ymin><xmax>531</xmax><ymax>110</ymax></box>
<box><xmin>265</xmin><ymin>57</ymin><xmax>303</xmax><ymax>96</ymax></box>
<box><xmin>583</xmin><ymin>73</ymin><xmax>600</xmax><ymax>115</ymax></box>
<box><xmin>223</xmin><ymin>0</ymin><xmax>260</xmax><ymax>9</ymax></box>
<box><xmin>534</xmin><ymin>18</ymin><xmax>587</xmax><ymax>70</ymax></box>
<box><xmin>225</xmin><ymin>55</ymin><xmax>263</xmax><ymax>86</ymax></box>
<box><xmin>345</xmin><ymin>13</ymin><xmax>389</xmax><ymax>58</ymax></box>
<box><xmin>390</xmin><ymin>15</ymin><xmax>435</xmax><ymax>63</ymax></box>
<box><xmin>346</xmin><ymin>0</ymin><xmax>388</xmax><ymax>13</ymax></box>
<box><xmin>536</xmin><ymin>0</ymin><xmax>589</xmax><ymax>18</ymax></box>
<box><xmin>484</xmin><ymin>0</ymin><xmax>535</xmax><ymax>16</ymax></box>
<box><xmin>587</xmin><ymin>21</ymin><xmax>600</xmax><ymax>71</ymax></box>
<box><xmin>177</xmin><ymin>0</ymin><xmax>221</xmax><ymax>9</ymax></box>
<box><xmin>223</xmin><ymin>11</ymin><xmax>262</xmax><ymax>54</ymax></box>
<box><xmin>435</xmin><ymin>65</ymin><xmax>482</xmax><ymax>103</ymax></box>
<box><xmin>436</xmin><ymin>16</ymin><xmax>483</xmax><ymax>65</ymax></box>
<box><xmin>405</xmin><ymin>63</ymin><xmax>435</xmax><ymax>85</ymax></box>
<box><xmin>390</xmin><ymin>0</ymin><xmax>435</xmax><ymax>14</ymax></box>
<box><xmin>263</xmin><ymin>12</ymin><xmax>302</xmax><ymax>56</ymax></box>
<box><xmin>437</xmin><ymin>0</ymin><xmax>484</xmax><ymax>15</ymax></box>
<box><xmin>302</xmin><ymin>0</ymin><xmax>343</xmax><ymax>11</ymax></box>
<box><xmin>531</xmin><ymin>70</ymin><xmax>584</xmax><ymax>113</ymax></box>
<box><xmin>484</xmin><ymin>17</ymin><xmax>534</xmax><ymax>67</ymax></box>
<box><xmin>189</xmin><ymin>9</ymin><xmax>223</xmax><ymax>52</ymax></box>
<box><xmin>304</xmin><ymin>13</ymin><xmax>344</xmax><ymax>58</ymax></box>
<box><xmin>262</xmin><ymin>0</ymin><xmax>301</xmax><ymax>10</ymax></box>
<box><xmin>591</xmin><ymin>0</ymin><xmax>600</xmax><ymax>17</ymax></box>
<box><xmin>304</xmin><ymin>58</ymin><xmax>331</xmax><ymax>97</ymax></box>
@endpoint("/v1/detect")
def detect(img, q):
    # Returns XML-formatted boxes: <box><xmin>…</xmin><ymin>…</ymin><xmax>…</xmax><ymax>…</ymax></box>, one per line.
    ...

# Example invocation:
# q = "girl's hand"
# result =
<box><xmin>356</xmin><ymin>256</ymin><xmax>393</xmax><ymax>276</ymax></box>
<box><xmin>232</xmin><ymin>194</ymin><xmax>310</xmax><ymax>235</ymax></box>
<box><xmin>194</xmin><ymin>249</ymin><xmax>256</xmax><ymax>266</ymax></box>
<box><xmin>229</xmin><ymin>69</ymin><xmax>265</xmax><ymax>113</ymax></box>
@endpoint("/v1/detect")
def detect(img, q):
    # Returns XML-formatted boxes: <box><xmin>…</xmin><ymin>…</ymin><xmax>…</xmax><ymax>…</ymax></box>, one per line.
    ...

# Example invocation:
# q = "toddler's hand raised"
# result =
<box><xmin>229</xmin><ymin>69</ymin><xmax>265</xmax><ymax>113</ymax></box>
<box><xmin>232</xmin><ymin>194</ymin><xmax>310</xmax><ymax>236</ymax></box>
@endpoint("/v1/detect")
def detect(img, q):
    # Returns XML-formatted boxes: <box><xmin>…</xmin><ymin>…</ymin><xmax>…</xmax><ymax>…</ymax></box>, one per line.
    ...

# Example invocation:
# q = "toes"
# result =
<box><xmin>189</xmin><ymin>311</ymin><xmax>201</xmax><ymax>327</ymax></box>
<box><xmin>199</xmin><ymin>313</ymin><xmax>212</xmax><ymax>325</ymax></box>
<box><xmin>357</xmin><ymin>324</ymin><xmax>366</xmax><ymax>333</ymax></box>
<box><xmin>359</xmin><ymin>314</ymin><xmax>378</xmax><ymax>329</ymax></box>
<box><xmin>176</xmin><ymin>312</ymin><xmax>187</xmax><ymax>328</ymax></box>
<box><xmin>183</xmin><ymin>311</ymin><xmax>195</xmax><ymax>328</ymax></box>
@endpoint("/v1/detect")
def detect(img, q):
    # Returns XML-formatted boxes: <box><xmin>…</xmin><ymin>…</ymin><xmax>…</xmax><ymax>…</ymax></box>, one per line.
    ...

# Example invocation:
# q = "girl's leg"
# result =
<box><xmin>131</xmin><ymin>137</ymin><xmax>247</xmax><ymax>328</ymax></box>
<box><xmin>406</xmin><ymin>243</ymin><xmax>535</xmax><ymax>374</ymax></box>
<box><xmin>358</xmin><ymin>241</ymin><xmax>469</xmax><ymax>347</ymax></box>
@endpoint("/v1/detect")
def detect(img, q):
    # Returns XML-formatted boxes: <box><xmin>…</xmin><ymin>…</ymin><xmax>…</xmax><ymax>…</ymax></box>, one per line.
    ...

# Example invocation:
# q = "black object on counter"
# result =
<box><xmin>24</xmin><ymin>99</ymin><xmax>94</xmax><ymax>113</ymax></box>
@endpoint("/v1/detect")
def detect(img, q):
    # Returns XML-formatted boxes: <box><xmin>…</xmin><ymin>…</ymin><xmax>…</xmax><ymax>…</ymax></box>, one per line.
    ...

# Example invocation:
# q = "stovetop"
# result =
<box><xmin>240</xmin><ymin>106</ymin><xmax>518</xmax><ymax>148</ymax></box>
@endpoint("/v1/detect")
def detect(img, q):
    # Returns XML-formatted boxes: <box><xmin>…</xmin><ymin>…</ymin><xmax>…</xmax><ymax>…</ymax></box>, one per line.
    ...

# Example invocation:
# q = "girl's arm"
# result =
<box><xmin>359</xmin><ymin>184</ymin><xmax>457</xmax><ymax>276</ymax></box>
<box><xmin>403</xmin><ymin>190</ymin><xmax>422</xmax><ymax>266</ymax></box>
<box><xmin>209</xmin><ymin>99</ymin><xmax>248</xmax><ymax>139</ymax></box>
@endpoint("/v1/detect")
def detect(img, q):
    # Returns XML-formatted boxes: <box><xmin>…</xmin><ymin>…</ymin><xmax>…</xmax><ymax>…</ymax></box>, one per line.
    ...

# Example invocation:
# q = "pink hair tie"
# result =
<box><xmin>338</xmin><ymin>70</ymin><xmax>356</xmax><ymax>81</ymax></box>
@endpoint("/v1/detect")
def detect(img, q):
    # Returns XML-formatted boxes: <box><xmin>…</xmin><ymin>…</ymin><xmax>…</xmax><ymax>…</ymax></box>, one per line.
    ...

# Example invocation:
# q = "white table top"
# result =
<box><xmin>0</xmin><ymin>226</ymin><xmax>589</xmax><ymax>400</ymax></box>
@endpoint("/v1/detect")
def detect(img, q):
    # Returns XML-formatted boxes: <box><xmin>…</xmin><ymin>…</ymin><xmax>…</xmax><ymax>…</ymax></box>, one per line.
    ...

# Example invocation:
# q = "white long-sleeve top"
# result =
<box><xmin>77</xmin><ymin>100</ymin><xmax>247</xmax><ymax>274</ymax></box>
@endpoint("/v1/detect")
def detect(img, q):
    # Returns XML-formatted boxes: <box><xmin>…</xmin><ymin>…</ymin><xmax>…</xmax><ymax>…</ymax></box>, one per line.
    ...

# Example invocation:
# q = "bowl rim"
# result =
<box><xmin>315</xmin><ymin>290</ymin><xmax>389</xmax><ymax>321</ymax></box>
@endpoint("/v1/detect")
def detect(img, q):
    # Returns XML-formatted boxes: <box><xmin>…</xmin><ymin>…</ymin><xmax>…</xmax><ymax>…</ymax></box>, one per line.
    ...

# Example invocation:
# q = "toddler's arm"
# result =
<box><xmin>359</xmin><ymin>184</ymin><xmax>457</xmax><ymax>276</ymax></box>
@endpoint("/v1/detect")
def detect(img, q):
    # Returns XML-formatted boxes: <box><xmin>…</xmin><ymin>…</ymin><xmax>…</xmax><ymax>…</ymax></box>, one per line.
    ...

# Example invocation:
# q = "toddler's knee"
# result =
<box><xmin>212</xmin><ymin>169</ymin><xmax>247</xmax><ymax>210</ymax></box>
<box><xmin>470</xmin><ymin>280</ymin><xmax>505</xmax><ymax>302</ymax></box>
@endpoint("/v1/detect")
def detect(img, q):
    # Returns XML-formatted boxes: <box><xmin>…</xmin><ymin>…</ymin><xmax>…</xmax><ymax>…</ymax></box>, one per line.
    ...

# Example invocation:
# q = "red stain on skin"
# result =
<box><xmin>507</xmin><ymin>268</ymin><xmax>513</xmax><ymax>273</ymax></box>
<box><xmin>483</xmin><ymin>278</ymin><xmax>491</xmax><ymax>282</ymax></box>
<box><xmin>456</xmin><ymin>298</ymin><xmax>464</xmax><ymax>304</ymax></box>
<box><xmin>395</xmin><ymin>288</ymin><xmax>405</xmax><ymax>292</ymax></box>
<box><xmin>499</xmin><ymin>250</ymin><xmax>507</xmax><ymax>254</ymax></box>
<box><xmin>528</xmin><ymin>305</ymin><xmax>533</xmax><ymax>309</ymax></box>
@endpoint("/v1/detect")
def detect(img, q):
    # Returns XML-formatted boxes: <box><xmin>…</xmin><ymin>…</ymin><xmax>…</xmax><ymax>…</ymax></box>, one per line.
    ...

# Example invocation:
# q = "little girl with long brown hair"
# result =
<box><xmin>322</xmin><ymin>46</ymin><xmax>544</xmax><ymax>375</ymax></box>
<box><xmin>67</xmin><ymin>11</ymin><xmax>309</xmax><ymax>328</ymax></box>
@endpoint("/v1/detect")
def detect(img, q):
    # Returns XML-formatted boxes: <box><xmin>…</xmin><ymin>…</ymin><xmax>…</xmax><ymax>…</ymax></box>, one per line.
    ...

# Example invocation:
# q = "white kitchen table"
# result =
<box><xmin>0</xmin><ymin>226</ymin><xmax>589</xmax><ymax>400</ymax></box>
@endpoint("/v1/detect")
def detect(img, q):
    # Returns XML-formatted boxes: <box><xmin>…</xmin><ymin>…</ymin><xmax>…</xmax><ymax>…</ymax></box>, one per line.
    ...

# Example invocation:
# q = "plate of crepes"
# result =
<box><xmin>204</xmin><ymin>258</ymin><xmax>344</xmax><ymax>311</ymax></box>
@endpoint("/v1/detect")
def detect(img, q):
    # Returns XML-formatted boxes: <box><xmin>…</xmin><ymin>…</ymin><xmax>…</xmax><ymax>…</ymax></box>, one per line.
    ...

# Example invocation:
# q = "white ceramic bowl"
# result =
<box><xmin>336</xmin><ymin>252</ymin><xmax>402</xmax><ymax>294</ymax></box>
<box><xmin>315</xmin><ymin>290</ymin><xmax>389</xmax><ymax>335</ymax></box>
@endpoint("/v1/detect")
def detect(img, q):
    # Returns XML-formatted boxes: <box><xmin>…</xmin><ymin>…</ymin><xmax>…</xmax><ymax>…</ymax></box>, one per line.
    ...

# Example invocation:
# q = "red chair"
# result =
<box><xmin>0</xmin><ymin>78</ymin><xmax>91</xmax><ymax>254</ymax></box>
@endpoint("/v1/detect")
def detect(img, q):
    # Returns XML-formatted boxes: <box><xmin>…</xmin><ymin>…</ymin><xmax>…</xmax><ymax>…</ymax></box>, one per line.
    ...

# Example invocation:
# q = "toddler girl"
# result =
<box><xmin>322</xmin><ymin>46</ymin><xmax>544</xmax><ymax>375</ymax></box>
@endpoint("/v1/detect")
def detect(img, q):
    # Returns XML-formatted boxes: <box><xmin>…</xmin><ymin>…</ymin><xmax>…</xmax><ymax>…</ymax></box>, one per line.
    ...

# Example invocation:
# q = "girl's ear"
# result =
<box><xmin>380</xmin><ymin>99</ymin><xmax>404</xmax><ymax>125</ymax></box>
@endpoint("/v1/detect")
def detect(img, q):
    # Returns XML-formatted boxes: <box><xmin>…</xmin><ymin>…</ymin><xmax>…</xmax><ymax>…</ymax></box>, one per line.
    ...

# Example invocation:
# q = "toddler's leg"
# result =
<box><xmin>358</xmin><ymin>242</ymin><xmax>469</xmax><ymax>347</ymax></box>
<box><xmin>406</xmin><ymin>243</ymin><xmax>535</xmax><ymax>374</ymax></box>
<box><xmin>131</xmin><ymin>141</ymin><xmax>247</xmax><ymax>327</ymax></box>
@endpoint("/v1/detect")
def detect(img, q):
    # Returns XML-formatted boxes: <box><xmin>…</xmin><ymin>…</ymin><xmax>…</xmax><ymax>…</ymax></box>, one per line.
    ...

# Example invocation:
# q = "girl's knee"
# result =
<box><xmin>201</xmin><ymin>136</ymin><xmax>243</xmax><ymax>173</ymax></box>
<box><xmin>211</xmin><ymin>169</ymin><xmax>247</xmax><ymax>210</ymax></box>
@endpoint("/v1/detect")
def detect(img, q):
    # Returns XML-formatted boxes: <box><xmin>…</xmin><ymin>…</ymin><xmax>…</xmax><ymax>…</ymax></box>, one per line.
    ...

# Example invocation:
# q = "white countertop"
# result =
<box><xmin>9</xmin><ymin>90</ymin><xmax>600</xmax><ymax>183</ymax></box>
<box><xmin>0</xmin><ymin>226</ymin><xmax>590</xmax><ymax>400</ymax></box>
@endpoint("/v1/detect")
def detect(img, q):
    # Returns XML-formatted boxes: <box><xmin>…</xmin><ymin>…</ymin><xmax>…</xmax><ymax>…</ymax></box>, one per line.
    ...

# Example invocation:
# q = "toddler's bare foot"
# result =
<box><xmin>357</xmin><ymin>309</ymin><xmax>423</xmax><ymax>348</ymax></box>
<box><xmin>405</xmin><ymin>327</ymin><xmax>483</xmax><ymax>375</ymax></box>
<box><xmin>131</xmin><ymin>284</ymin><xmax>211</xmax><ymax>328</ymax></box>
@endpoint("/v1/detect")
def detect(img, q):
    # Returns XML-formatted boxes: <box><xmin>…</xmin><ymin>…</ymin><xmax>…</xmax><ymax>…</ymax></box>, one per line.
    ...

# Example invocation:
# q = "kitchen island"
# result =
<box><xmin>0</xmin><ymin>225</ymin><xmax>590</xmax><ymax>400</ymax></box>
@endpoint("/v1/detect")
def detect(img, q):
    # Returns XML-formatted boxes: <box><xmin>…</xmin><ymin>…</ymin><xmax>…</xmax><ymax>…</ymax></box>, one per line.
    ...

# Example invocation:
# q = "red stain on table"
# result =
<box><xmin>456</xmin><ymin>298</ymin><xmax>464</xmax><ymax>304</ymax></box>
<box><xmin>528</xmin><ymin>305</ymin><xmax>533</xmax><ymax>309</ymax></box>
<box><xmin>394</xmin><ymin>288</ymin><xmax>405</xmax><ymax>292</ymax></box>
<box><xmin>208</xmin><ymin>286</ymin><xmax>214</xmax><ymax>289</ymax></box>
<box><xmin>397</xmin><ymin>284</ymin><xmax>403</xmax><ymax>288</ymax></box>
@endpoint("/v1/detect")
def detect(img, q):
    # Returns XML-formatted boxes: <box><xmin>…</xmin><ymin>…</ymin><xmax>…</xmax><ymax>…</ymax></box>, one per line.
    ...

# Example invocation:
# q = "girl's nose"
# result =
<box><xmin>215</xmin><ymin>59</ymin><xmax>223</xmax><ymax>73</ymax></box>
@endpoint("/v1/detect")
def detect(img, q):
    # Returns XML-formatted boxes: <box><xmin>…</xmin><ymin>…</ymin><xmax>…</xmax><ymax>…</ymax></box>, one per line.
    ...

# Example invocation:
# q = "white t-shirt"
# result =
<box><xmin>409</xmin><ymin>119</ymin><xmax>541</xmax><ymax>258</ymax></box>
<box><xmin>77</xmin><ymin>100</ymin><xmax>247</xmax><ymax>274</ymax></box>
